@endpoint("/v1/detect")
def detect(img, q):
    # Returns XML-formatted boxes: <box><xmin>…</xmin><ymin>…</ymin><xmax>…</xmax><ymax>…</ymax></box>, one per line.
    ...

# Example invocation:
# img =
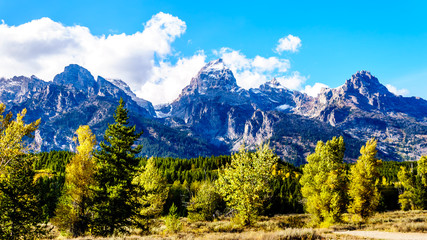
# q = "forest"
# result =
<box><xmin>0</xmin><ymin>100</ymin><xmax>426</xmax><ymax>239</ymax></box>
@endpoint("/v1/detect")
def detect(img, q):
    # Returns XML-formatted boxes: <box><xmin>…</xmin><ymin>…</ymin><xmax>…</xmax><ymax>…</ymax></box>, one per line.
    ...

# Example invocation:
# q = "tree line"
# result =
<box><xmin>0</xmin><ymin>100</ymin><xmax>426</xmax><ymax>239</ymax></box>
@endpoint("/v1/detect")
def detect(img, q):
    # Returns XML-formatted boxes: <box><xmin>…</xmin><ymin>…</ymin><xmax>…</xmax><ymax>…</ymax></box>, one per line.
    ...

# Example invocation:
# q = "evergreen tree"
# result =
<box><xmin>216</xmin><ymin>143</ymin><xmax>278</xmax><ymax>226</ymax></box>
<box><xmin>300</xmin><ymin>136</ymin><xmax>347</xmax><ymax>226</ymax></box>
<box><xmin>0</xmin><ymin>103</ymin><xmax>46</xmax><ymax>239</ymax></box>
<box><xmin>348</xmin><ymin>138</ymin><xmax>381</xmax><ymax>222</ymax></box>
<box><xmin>132</xmin><ymin>157</ymin><xmax>169</xmax><ymax>231</ymax></box>
<box><xmin>0</xmin><ymin>156</ymin><xmax>48</xmax><ymax>240</ymax></box>
<box><xmin>91</xmin><ymin>99</ymin><xmax>143</xmax><ymax>236</ymax></box>
<box><xmin>52</xmin><ymin>125</ymin><xmax>96</xmax><ymax>237</ymax></box>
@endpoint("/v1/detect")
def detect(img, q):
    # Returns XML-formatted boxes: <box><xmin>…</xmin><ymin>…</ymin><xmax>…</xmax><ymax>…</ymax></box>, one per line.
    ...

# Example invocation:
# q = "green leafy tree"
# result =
<box><xmin>0</xmin><ymin>155</ymin><xmax>48</xmax><ymax>240</ymax></box>
<box><xmin>300</xmin><ymin>136</ymin><xmax>347</xmax><ymax>226</ymax></box>
<box><xmin>52</xmin><ymin>125</ymin><xmax>97</xmax><ymax>237</ymax></box>
<box><xmin>418</xmin><ymin>156</ymin><xmax>427</xmax><ymax>187</ymax></box>
<box><xmin>132</xmin><ymin>157</ymin><xmax>169</xmax><ymax>230</ymax></box>
<box><xmin>216</xmin><ymin>143</ymin><xmax>278</xmax><ymax>226</ymax></box>
<box><xmin>91</xmin><ymin>99</ymin><xmax>143</xmax><ymax>236</ymax></box>
<box><xmin>187</xmin><ymin>181</ymin><xmax>222</xmax><ymax>221</ymax></box>
<box><xmin>397</xmin><ymin>156</ymin><xmax>427</xmax><ymax>210</ymax></box>
<box><xmin>348</xmin><ymin>138</ymin><xmax>381</xmax><ymax>222</ymax></box>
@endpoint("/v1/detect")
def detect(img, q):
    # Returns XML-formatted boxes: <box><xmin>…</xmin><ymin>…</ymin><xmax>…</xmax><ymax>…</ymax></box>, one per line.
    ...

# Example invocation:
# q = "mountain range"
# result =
<box><xmin>1</xmin><ymin>59</ymin><xmax>426</xmax><ymax>165</ymax></box>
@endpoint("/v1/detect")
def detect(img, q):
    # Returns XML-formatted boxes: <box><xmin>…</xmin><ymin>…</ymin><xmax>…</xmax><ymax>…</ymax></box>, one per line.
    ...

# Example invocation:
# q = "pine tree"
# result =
<box><xmin>132</xmin><ymin>157</ymin><xmax>169</xmax><ymax>230</ymax></box>
<box><xmin>0</xmin><ymin>103</ymin><xmax>46</xmax><ymax>239</ymax></box>
<box><xmin>300</xmin><ymin>136</ymin><xmax>347</xmax><ymax>226</ymax></box>
<box><xmin>91</xmin><ymin>99</ymin><xmax>143</xmax><ymax>236</ymax></box>
<box><xmin>52</xmin><ymin>125</ymin><xmax>96</xmax><ymax>237</ymax></box>
<box><xmin>348</xmin><ymin>138</ymin><xmax>381</xmax><ymax>222</ymax></box>
<box><xmin>0</xmin><ymin>155</ymin><xmax>48</xmax><ymax>240</ymax></box>
<box><xmin>216</xmin><ymin>143</ymin><xmax>278</xmax><ymax>226</ymax></box>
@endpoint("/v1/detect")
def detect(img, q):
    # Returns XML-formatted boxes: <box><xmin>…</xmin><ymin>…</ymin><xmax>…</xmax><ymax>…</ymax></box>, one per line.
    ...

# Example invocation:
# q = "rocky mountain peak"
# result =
<box><xmin>53</xmin><ymin>64</ymin><xmax>97</xmax><ymax>94</ymax></box>
<box><xmin>110</xmin><ymin>79</ymin><xmax>132</xmax><ymax>94</ymax></box>
<box><xmin>108</xmin><ymin>78</ymin><xmax>156</xmax><ymax>116</ymax></box>
<box><xmin>203</xmin><ymin>58</ymin><xmax>227</xmax><ymax>72</ymax></box>
<box><xmin>343</xmin><ymin>70</ymin><xmax>390</xmax><ymax>97</ymax></box>
<box><xmin>182</xmin><ymin>59</ymin><xmax>239</xmax><ymax>95</ymax></box>
<box><xmin>268</xmin><ymin>78</ymin><xmax>281</xmax><ymax>87</ymax></box>
<box><xmin>259</xmin><ymin>78</ymin><xmax>284</xmax><ymax>90</ymax></box>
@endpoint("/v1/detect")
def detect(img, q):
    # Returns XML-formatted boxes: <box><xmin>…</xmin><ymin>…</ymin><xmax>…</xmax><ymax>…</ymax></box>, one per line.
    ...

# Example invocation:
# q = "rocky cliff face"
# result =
<box><xmin>0</xmin><ymin>65</ymin><xmax>210</xmax><ymax>157</ymax></box>
<box><xmin>157</xmin><ymin>60</ymin><xmax>366</xmax><ymax>164</ymax></box>
<box><xmin>297</xmin><ymin>71</ymin><xmax>427</xmax><ymax>161</ymax></box>
<box><xmin>162</xmin><ymin>59</ymin><xmax>254</xmax><ymax>147</ymax></box>
<box><xmin>159</xmin><ymin>62</ymin><xmax>427</xmax><ymax>164</ymax></box>
<box><xmin>1</xmin><ymin>61</ymin><xmax>426</xmax><ymax>164</ymax></box>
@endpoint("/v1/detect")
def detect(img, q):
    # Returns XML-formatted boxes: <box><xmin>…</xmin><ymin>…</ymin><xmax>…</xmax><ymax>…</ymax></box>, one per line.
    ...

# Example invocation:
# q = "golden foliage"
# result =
<box><xmin>0</xmin><ymin>103</ymin><xmax>40</xmax><ymax>171</ymax></box>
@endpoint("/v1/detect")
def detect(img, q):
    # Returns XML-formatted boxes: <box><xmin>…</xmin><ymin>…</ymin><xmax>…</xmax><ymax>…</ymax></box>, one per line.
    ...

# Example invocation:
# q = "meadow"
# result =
<box><xmin>48</xmin><ymin>210</ymin><xmax>427</xmax><ymax>240</ymax></box>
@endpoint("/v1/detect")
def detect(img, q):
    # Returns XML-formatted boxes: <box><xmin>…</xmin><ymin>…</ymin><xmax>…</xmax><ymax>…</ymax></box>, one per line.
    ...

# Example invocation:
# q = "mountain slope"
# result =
<box><xmin>0</xmin><ymin>65</ymin><xmax>223</xmax><ymax>158</ymax></box>
<box><xmin>300</xmin><ymin>71</ymin><xmax>427</xmax><ymax>160</ymax></box>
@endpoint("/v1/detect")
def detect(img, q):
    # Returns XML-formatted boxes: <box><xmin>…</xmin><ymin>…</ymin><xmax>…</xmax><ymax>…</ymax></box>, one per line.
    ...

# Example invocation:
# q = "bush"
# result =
<box><xmin>164</xmin><ymin>203</ymin><xmax>181</xmax><ymax>233</ymax></box>
<box><xmin>188</xmin><ymin>181</ymin><xmax>223</xmax><ymax>221</ymax></box>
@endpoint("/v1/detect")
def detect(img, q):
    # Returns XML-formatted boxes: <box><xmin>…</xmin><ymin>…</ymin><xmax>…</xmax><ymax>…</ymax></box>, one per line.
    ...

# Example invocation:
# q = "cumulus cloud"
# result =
<box><xmin>276</xmin><ymin>71</ymin><xmax>307</xmax><ymax>90</ymax></box>
<box><xmin>0</xmin><ymin>13</ymin><xmax>187</xmax><ymax>104</ymax></box>
<box><xmin>303</xmin><ymin>83</ymin><xmax>329</xmax><ymax>97</ymax></box>
<box><xmin>137</xmin><ymin>52</ymin><xmax>206</xmax><ymax>104</ymax></box>
<box><xmin>276</xmin><ymin>34</ymin><xmax>301</xmax><ymax>53</ymax></box>
<box><xmin>385</xmin><ymin>84</ymin><xmax>409</xmax><ymax>96</ymax></box>
<box><xmin>215</xmin><ymin>47</ymin><xmax>291</xmax><ymax>89</ymax></box>
<box><xmin>0</xmin><ymin>15</ymin><xmax>309</xmax><ymax>104</ymax></box>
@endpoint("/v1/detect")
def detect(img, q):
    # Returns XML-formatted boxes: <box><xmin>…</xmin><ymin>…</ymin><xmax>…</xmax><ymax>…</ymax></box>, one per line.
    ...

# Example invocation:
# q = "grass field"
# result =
<box><xmin>53</xmin><ymin>210</ymin><xmax>427</xmax><ymax>240</ymax></box>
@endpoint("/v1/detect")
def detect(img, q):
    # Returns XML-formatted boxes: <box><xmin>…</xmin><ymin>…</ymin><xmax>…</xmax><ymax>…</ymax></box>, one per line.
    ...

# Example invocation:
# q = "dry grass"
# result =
<box><xmin>48</xmin><ymin>210</ymin><xmax>426</xmax><ymax>240</ymax></box>
<box><xmin>363</xmin><ymin>210</ymin><xmax>427</xmax><ymax>233</ymax></box>
<box><xmin>328</xmin><ymin>210</ymin><xmax>427</xmax><ymax>233</ymax></box>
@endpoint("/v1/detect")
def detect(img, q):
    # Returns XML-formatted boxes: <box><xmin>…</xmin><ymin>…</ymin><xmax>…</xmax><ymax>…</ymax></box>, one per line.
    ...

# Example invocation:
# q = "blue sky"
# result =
<box><xmin>0</xmin><ymin>0</ymin><xmax>426</xmax><ymax>104</ymax></box>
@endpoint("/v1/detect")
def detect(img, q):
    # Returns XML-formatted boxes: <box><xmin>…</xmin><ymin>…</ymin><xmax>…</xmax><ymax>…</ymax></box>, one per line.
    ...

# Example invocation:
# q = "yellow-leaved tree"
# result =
<box><xmin>53</xmin><ymin>125</ymin><xmax>96</xmax><ymax>237</ymax></box>
<box><xmin>216</xmin><ymin>143</ymin><xmax>278</xmax><ymax>226</ymax></box>
<box><xmin>300</xmin><ymin>136</ymin><xmax>347</xmax><ymax>227</ymax></box>
<box><xmin>397</xmin><ymin>156</ymin><xmax>427</xmax><ymax>210</ymax></box>
<box><xmin>0</xmin><ymin>103</ymin><xmax>46</xmax><ymax>239</ymax></box>
<box><xmin>348</xmin><ymin>138</ymin><xmax>382</xmax><ymax>222</ymax></box>
<box><xmin>0</xmin><ymin>103</ymin><xmax>40</xmax><ymax>171</ymax></box>
<box><xmin>132</xmin><ymin>157</ymin><xmax>169</xmax><ymax>231</ymax></box>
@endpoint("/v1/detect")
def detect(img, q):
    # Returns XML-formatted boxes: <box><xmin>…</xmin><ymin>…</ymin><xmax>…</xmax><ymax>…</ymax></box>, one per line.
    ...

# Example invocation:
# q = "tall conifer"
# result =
<box><xmin>92</xmin><ymin>98</ymin><xmax>143</xmax><ymax>236</ymax></box>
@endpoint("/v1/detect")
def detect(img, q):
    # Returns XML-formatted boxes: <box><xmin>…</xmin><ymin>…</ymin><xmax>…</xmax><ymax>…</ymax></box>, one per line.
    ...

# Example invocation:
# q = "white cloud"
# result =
<box><xmin>303</xmin><ymin>83</ymin><xmax>329</xmax><ymax>97</ymax></box>
<box><xmin>0</xmin><ymin>13</ymin><xmax>187</xmax><ymax>104</ymax></box>
<box><xmin>276</xmin><ymin>71</ymin><xmax>307</xmax><ymax>90</ymax></box>
<box><xmin>385</xmin><ymin>84</ymin><xmax>409</xmax><ymax>96</ymax></box>
<box><xmin>0</xmin><ymin>16</ymin><xmax>309</xmax><ymax>104</ymax></box>
<box><xmin>137</xmin><ymin>52</ymin><xmax>206</xmax><ymax>104</ymax></box>
<box><xmin>215</xmin><ymin>47</ymin><xmax>291</xmax><ymax>89</ymax></box>
<box><xmin>276</xmin><ymin>34</ymin><xmax>301</xmax><ymax>53</ymax></box>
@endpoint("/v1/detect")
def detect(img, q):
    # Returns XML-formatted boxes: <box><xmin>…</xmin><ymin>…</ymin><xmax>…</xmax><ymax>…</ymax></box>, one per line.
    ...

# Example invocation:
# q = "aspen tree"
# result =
<box><xmin>348</xmin><ymin>138</ymin><xmax>381</xmax><ymax>222</ymax></box>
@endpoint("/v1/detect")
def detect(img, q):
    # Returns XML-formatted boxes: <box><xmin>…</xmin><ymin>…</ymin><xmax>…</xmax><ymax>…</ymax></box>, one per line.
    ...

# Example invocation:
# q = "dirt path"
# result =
<box><xmin>334</xmin><ymin>230</ymin><xmax>427</xmax><ymax>240</ymax></box>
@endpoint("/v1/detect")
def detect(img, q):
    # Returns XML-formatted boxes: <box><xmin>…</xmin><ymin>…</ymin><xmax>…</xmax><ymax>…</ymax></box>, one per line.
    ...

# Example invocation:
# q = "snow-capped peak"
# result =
<box><xmin>203</xmin><ymin>58</ymin><xmax>227</xmax><ymax>72</ymax></box>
